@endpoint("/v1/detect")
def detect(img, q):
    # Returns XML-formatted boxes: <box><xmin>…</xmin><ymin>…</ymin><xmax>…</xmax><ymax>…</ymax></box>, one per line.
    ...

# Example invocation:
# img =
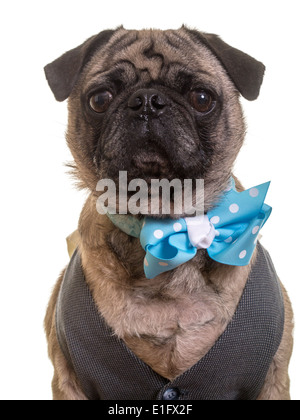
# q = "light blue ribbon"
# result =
<box><xmin>140</xmin><ymin>180</ymin><xmax>272</xmax><ymax>278</ymax></box>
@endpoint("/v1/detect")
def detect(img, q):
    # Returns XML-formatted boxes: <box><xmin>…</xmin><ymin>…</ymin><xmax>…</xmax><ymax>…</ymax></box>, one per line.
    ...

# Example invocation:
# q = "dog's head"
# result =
<box><xmin>45</xmin><ymin>27</ymin><xmax>264</xmax><ymax>214</ymax></box>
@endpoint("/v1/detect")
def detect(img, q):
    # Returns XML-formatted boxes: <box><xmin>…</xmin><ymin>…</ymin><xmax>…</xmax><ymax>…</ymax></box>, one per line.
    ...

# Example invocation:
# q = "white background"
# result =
<box><xmin>0</xmin><ymin>0</ymin><xmax>299</xmax><ymax>400</ymax></box>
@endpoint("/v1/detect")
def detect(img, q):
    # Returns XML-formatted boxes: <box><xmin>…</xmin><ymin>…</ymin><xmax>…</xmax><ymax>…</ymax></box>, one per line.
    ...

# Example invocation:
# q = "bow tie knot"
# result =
<box><xmin>140</xmin><ymin>180</ymin><xmax>271</xmax><ymax>279</ymax></box>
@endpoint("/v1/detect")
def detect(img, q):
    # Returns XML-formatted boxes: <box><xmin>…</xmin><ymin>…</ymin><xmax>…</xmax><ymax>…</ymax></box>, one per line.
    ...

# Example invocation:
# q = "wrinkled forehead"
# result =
<box><xmin>83</xmin><ymin>28</ymin><xmax>227</xmax><ymax>90</ymax></box>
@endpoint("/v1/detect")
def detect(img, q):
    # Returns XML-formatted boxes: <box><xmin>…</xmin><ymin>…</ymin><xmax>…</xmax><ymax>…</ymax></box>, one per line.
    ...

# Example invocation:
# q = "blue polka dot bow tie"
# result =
<box><xmin>140</xmin><ymin>180</ymin><xmax>272</xmax><ymax>279</ymax></box>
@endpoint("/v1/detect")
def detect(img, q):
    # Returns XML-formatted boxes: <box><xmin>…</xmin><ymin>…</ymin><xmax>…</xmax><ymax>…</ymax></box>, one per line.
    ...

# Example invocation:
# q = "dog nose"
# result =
<box><xmin>128</xmin><ymin>89</ymin><xmax>167</xmax><ymax>116</ymax></box>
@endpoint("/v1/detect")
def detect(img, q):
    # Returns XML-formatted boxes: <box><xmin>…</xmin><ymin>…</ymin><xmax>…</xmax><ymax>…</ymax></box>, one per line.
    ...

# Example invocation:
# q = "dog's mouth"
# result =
<box><xmin>130</xmin><ymin>149</ymin><xmax>174</xmax><ymax>180</ymax></box>
<box><xmin>97</xmin><ymin>145</ymin><xmax>203</xmax><ymax>217</ymax></box>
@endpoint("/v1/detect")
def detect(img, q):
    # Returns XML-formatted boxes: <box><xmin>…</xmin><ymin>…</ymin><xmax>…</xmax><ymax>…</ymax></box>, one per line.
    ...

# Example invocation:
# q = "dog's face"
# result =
<box><xmin>45</xmin><ymin>27</ymin><xmax>265</xmax><ymax>213</ymax></box>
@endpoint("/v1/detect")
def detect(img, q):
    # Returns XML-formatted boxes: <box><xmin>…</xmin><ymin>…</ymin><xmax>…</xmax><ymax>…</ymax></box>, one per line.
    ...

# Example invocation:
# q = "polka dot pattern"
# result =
<box><xmin>239</xmin><ymin>250</ymin><xmax>247</xmax><ymax>259</ymax></box>
<box><xmin>173</xmin><ymin>222</ymin><xmax>182</xmax><ymax>232</ymax></box>
<box><xmin>225</xmin><ymin>236</ymin><xmax>233</xmax><ymax>243</ymax></box>
<box><xmin>210</xmin><ymin>216</ymin><xmax>220</xmax><ymax>225</ymax></box>
<box><xmin>229</xmin><ymin>203</ymin><xmax>239</xmax><ymax>214</ymax></box>
<box><xmin>153</xmin><ymin>229</ymin><xmax>163</xmax><ymax>239</ymax></box>
<box><xmin>139</xmin><ymin>178</ymin><xmax>271</xmax><ymax>278</ymax></box>
<box><xmin>197</xmin><ymin>180</ymin><xmax>271</xmax><ymax>267</ymax></box>
<box><xmin>249</xmin><ymin>188</ymin><xmax>259</xmax><ymax>197</ymax></box>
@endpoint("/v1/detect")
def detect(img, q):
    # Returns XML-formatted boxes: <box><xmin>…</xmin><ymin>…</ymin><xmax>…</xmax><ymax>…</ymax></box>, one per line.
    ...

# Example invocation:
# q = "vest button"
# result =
<box><xmin>162</xmin><ymin>387</ymin><xmax>180</xmax><ymax>400</ymax></box>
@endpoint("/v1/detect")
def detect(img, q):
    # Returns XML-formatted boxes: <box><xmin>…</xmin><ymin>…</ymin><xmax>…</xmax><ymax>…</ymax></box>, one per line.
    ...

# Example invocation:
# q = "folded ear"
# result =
<box><xmin>44</xmin><ymin>29</ymin><xmax>115</xmax><ymax>102</ymax></box>
<box><xmin>185</xmin><ymin>29</ymin><xmax>265</xmax><ymax>101</ymax></box>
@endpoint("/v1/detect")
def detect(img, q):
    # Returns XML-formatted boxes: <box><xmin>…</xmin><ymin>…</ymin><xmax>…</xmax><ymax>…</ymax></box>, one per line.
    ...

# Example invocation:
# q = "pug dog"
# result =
<box><xmin>44</xmin><ymin>26</ymin><xmax>293</xmax><ymax>400</ymax></box>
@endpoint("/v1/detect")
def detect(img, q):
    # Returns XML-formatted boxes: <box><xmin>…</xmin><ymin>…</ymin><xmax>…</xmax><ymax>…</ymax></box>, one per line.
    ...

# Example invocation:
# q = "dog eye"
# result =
<box><xmin>89</xmin><ymin>91</ymin><xmax>113</xmax><ymax>113</ymax></box>
<box><xmin>189</xmin><ymin>90</ymin><xmax>215</xmax><ymax>114</ymax></box>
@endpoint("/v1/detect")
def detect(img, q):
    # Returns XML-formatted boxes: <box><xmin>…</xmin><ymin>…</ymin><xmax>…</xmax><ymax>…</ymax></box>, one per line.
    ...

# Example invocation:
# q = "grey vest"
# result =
<box><xmin>56</xmin><ymin>243</ymin><xmax>284</xmax><ymax>400</ymax></box>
